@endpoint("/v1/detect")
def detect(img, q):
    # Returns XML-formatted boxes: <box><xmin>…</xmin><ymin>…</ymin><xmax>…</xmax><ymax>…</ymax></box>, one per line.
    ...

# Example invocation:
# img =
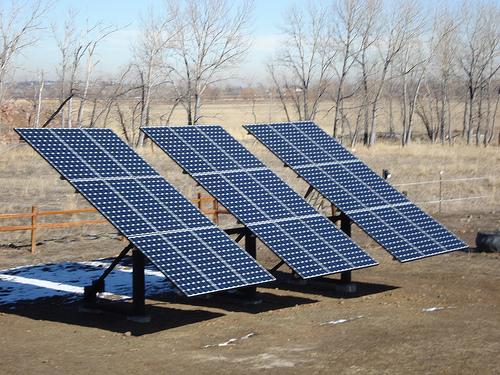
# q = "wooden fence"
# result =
<box><xmin>0</xmin><ymin>193</ymin><xmax>229</xmax><ymax>254</ymax></box>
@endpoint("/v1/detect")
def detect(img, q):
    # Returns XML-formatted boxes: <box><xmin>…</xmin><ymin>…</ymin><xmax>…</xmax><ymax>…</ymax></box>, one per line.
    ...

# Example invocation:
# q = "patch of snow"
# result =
<box><xmin>319</xmin><ymin>315</ymin><xmax>364</xmax><ymax>326</ymax></box>
<box><xmin>0</xmin><ymin>259</ymin><xmax>176</xmax><ymax>307</ymax></box>
<box><xmin>77</xmin><ymin>260</ymin><xmax>165</xmax><ymax>277</ymax></box>
<box><xmin>202</xmin><ymin>333</ymin><xmax>255</xmax><ymax>348</ymax></box>
<box><xmin>422</xmin><ymin>306</ymin><xmax>457</xmax><ymax>312</ymax></box>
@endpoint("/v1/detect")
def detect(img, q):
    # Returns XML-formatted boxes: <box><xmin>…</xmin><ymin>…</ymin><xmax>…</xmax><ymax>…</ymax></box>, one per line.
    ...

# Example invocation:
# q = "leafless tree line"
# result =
<box><xmin>1</xmin><ymin>0</ymin><xmax>499</xmax><ymax>147</ymax></box>
<box><xmin>270</xmin><ymin>0</ymin><xmax>500</xmax><ymax>147</ymax></box>
<box><xmin>1</xmin><ymin>0</ymin><xmax>253</xmax><ymax>145</ymax></box>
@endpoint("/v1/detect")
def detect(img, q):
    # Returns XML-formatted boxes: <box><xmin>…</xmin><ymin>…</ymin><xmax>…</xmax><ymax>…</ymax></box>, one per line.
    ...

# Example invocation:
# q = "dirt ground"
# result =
<box><xmin>0</xmin><ymin>209</ymin><xmax>498</xmax><ymax>375</ymax></box>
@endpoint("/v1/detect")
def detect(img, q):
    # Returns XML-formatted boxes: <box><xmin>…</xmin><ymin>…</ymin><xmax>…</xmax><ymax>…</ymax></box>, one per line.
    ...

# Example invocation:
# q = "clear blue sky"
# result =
<box><xmin>19</xmin><ymin>0</ymin><xmax>293</xmax><ymax>82</ymax></box>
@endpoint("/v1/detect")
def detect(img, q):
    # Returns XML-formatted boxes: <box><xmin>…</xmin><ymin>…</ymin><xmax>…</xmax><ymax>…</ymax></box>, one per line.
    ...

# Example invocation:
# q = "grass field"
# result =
<box><xmin>0</xmin><ymin>115</ymin><xmax>498</xmax><ymax>247</ymax></box>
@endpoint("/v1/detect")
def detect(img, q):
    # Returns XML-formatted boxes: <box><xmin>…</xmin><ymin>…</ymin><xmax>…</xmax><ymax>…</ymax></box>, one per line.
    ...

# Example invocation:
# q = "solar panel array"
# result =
<box><xmin>142</xmin><ymin>125</ymin><xmax>377</xmax><ymax>279</ymax></box>
<box><xmin>244</xmin><ymin>121</ymin><xmax>468</xmax><ymax>262</ymax></box>
<box><xmin>16</xmin><ymin>128</ymin><xmax>274</xmax><ymax>297</ymax></box>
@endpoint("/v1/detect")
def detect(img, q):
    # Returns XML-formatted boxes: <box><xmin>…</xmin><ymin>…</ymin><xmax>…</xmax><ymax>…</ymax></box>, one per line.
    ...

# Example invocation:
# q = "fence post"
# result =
<box><xmin>31</xmin><ymin>206</ymin><xmax>37</xmax><ymax>254</ymax></box>
<box><xmin>213</xmin><ymin>199</ymin><xmax>219</xmax><ymax>225</ymax></box>
<box><xmin>439</xmin><ymin>171</ymin><xmax>443</xmax><ymax>214</ymax></box>
<box><xmin>198</xmin><ymin>192</ymin><xmax>203</xmax><ymax>210</ymax></box>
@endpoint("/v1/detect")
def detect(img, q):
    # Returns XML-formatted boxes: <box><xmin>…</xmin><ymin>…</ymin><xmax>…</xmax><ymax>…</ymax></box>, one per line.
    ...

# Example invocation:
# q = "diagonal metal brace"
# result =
<box><xmin>83</xmin><ymin>242</ymin><xmax>135</xmax><ymax>303</ymax></box>
<box><xmin>304</xmin><ymin>185</ymin><xmax>315</xmax><ymax>200</ymax></box>
<box><xmin>270</xmin><ymin>260</ymin><xmax>285</xmax><ymax>273</ymax></box>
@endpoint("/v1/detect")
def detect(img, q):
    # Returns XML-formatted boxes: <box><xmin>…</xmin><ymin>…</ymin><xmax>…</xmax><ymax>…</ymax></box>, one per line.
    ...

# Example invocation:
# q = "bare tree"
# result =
<box><xmin>397</xmin><ymin>1</ymin><xmax>433</xmax><ymax>147</ymax></box>
<box><xmin>355</xmin><ymin>0</ymin><xmax>382</xmax><ymax>146</ymax></box>
<box><xmin>414</xmin><ymin>3</ymin><xmax>463</xmax><ymax>146</ymax></box>
<box><xmin>75</xmin><ymin>22</ymin><xmax>122</xmax><ymax>128</ymax></box>
<box><xmin>267</xmin><ymin>60</ymin><xmax>292</xmax><ymax>121</ymax></box>
<box><xmin>366</xmin><ymin>0</ymin><xmax>410</xmax><ymax>146</ymax></box>
<box><xmin>164</xmin><ymin>0</ymin><xmax>255</xmax><ymax>125</ymax></box>
<box><xmin>270</xmin><ymin>2</ymin><xmax>333</xmax><ymax>122</ymax></box>
<box><xmin>433</xmin><ymin>4</ymin><xmax>462</xmax><ymax>145</ymax></box>
<box><xmin>459</xmin><ymin>1</ymin><xmax>500</xmax><ymax>146</ymax></box>
<box><xmin>479</xmin><ymin>3</ymin><xmax>500</xmax><ymax>147</ymax></box>
<box><xmin>53</xmin><ymin>10</ymin><xmax>122</xmax><ymax>128</ymax></box>
<box><xmin>34</xmin><ymin>69</ymin><xmax>44</xmax><ymax>127</ymax></box>
<box><xmin>331</xmin><ymin>0</ymin><xmax>367</xmax><ymax>139</ymax></box>
<box><xmin>483</xmin><ymin>60</ymin><xmax>500</xmax><ymax>146</ymax></box>
<box><xmin>115</xmin><ymin>97</ymin><xmax>141</xmax><ymax>147</ymax></box>
<box><xmin>86</xmin><ymin>66</ymin><xmax>140</xmax><ymax>129</ymax></box>
<box><xmin>131</xmin><ymin>5</ymin><xmax>177</xmax><ymax>146</ymax></box>
<box><xmin>0</xmin><ymin>0</ymin><xmax>54</xmax><ymax>106</ymax></box>
<box><xmin>53</xmin><ymin>13</ymin><xmax>90</xmax><ymax>128</ymax></box>
<box><xmin>52</xmin><ymin>8</ymin><xmax>78</xmax><ymax>127</ymax></box>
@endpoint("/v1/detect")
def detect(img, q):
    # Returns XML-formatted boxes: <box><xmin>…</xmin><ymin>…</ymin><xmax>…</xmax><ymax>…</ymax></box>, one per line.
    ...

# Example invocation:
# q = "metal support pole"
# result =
<box><xmin>224</xmin><ymin>226</ymin><xmax>261</xmax><ymax>303</ymax></box>
<box><xmin>337</xmin><ymin>212</ymin><xmax>356</xmax><ymax>293</ymax></box>
<box><xmin>340</xmin><ymin>213</ymin><xmax>351</xmax><ymax>237</ymax></box>
<box><xmin>340</xmin><ymin>271</ymin><xmax>352</xmax><ymax>284</ymax></box>
<box><xmin>270</xmin><ymin>260</ymin><xmax>285</xmax><ymax>273</ymax></box>
<box><xmin>243</xmin><ymin>229</ymin><xmax>258</xmax><ymax>301</ymax></box>
<box><xmin>245</xmin><ymin>228</ymin><xmax>257</xmax><ymax>259</ymax></box>
<box><xmin>304</xmin><ymin>185</ymin><xmax>315</xmax><ymax>200</ymax></box>
<box><xmin>81</xmin><ymin>243</ymin><xmax>150</xmax><ymax>322</ymax></box>
<box><xmin>83</xmin><ymin>243</ymin><xmax>134</xmax><ymax>305</ymax></box>
<box><xmin>132</xmin><ymin>249</ymin><xmax>146</xmax><ymax>317</ymax></box>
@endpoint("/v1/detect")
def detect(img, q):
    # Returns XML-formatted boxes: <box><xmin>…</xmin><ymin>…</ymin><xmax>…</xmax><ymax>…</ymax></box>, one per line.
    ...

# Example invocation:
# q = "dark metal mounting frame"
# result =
<box><xmin>305</xmin><ymin>185</ymin><xmax>355</xmax><ymax>289</ymax></box>
<box><xmin>82</xmin><ymin>243</ymin><xmax>149</xmax><ymax>322</ymax></box>
<box><xmin>80</xmin><ymin>186</ymin><xmax>359</xmax><ymax>320</ymax></box>
<box><xmin>224</xmin><ymin>226</ymin><xmax>260</xmax><ymax>303</ymax></box>
<box><xmin>81</xmin><ymin>225</ymin><xmax>263</xmax><ymax>320</ymax></box>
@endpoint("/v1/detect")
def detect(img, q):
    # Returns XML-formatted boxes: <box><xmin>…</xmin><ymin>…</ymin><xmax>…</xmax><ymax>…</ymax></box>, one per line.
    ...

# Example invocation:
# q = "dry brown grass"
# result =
<box><xmin>0</xmin><ymin>145</ymin><xmax>109</xmax><ymax>244</ymax></box>
<box><xmin>113</xmin><ymin>97</ymin><xmax>497</xmax><ymax>142</ymax></box>
<box><xmin>350</xmin><ymin>142</ymin><xmax>499</xmax><ymax>213</ymax></box>
<box><xmin>1</xmin><ymin>101</ymin><xmax>499</xmax><ymax>247</ymax></box>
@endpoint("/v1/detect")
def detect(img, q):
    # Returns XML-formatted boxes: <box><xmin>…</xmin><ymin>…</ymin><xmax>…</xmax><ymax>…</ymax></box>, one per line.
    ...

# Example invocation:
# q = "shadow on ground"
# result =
<box><xmin>258</xmin><ymin>270</ymin><xmax>399</xmax><ymax>299</ymax></box>
<box><xmin>0</xmin><ymin>257</ymin><xmax>398</xmax><ymax>336</ymax></box>
<box><xmin>0</xmin><ymin>297</ymin><xmax>224</xmax><ymax>336</ymax></box>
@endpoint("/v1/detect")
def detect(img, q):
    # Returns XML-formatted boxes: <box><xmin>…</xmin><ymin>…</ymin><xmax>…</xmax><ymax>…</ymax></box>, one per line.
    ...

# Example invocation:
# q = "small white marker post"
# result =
<box><xmin>439</xmin><ymin>171</ymin><xmax>444</xmax><ymax>214</ymax></box>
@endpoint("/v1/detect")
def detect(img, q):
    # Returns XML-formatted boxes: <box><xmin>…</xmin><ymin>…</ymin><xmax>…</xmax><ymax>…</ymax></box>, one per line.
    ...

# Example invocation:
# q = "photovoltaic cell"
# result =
<box><xmin>244</xmin><ymin>121</ymin><xmax>468</xmax><ymax>262</ymax></box>
<box><xmin>16</xmin><ymin>128</ymin><xmax>274</xmax><ymax>297</ymax></box>
<box><xmin>142</xmin><ymin>125</ymin><xmax>377</xmax><ymax>279</ymax></box>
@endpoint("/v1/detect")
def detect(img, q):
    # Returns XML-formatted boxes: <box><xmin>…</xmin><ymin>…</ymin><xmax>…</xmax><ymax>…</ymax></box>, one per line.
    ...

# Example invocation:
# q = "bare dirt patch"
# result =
<box><xmin>0</xmin><ymin>209</ymin><xmax>499</xmax><ymax>374</ymax></box>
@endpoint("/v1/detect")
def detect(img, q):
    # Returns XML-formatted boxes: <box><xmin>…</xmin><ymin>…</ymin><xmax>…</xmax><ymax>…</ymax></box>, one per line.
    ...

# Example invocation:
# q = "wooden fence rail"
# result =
<box><xmin>0</xmin><ymin>193</ymin><xmax>229</xmax><ymax>254</ymax></box>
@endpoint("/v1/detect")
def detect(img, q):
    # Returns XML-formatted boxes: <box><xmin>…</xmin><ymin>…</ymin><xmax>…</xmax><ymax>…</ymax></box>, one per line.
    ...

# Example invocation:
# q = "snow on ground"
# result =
<box><xmin>0</xmin><ymin>258</ymin><xmax>176</xmax><ymax>307</ymax></box>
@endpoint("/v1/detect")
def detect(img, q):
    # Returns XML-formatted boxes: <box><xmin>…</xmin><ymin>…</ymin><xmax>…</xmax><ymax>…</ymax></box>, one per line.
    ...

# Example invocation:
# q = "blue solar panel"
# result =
<box><xmin>16</xmin><ymin>128</ymin><xmax>274</xmax><ymax>297</ymax></box>
<box><xmin>142</xmin><ymin>125</ymin><xmax>377</xmax><ymax>279</ymax></box>
<box><xmin>244</xmin><ymin>121</ymin><xmax>468</xmax><ymax>262</ymax></box>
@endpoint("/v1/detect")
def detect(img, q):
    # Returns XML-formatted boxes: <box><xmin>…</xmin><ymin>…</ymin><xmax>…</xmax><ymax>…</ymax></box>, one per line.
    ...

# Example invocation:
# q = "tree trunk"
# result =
<box><xmin>440</xmin><ymin>96</ymin><xmax>446</xmax><ymax>145</ymax></box>
<box><xmin>34</xmin><ymin>73</ymin><xmax>44</xmax><ymax>128</ymax></box>
<box><xmin>402</xmin><ymin>66</ymin><xmax>409</xmax><ymax>146</ymax></box>
<box><xmin>67</xmin><ymin>97</ymin><xmax>73</xmax><ymax>128</ymax></box>
<box><xmin>369</xmin><ymin>101</ymin><xmax>378</xmax><ymax>147</ymax></box>
<box><xmin>486</xmin><ymin>90</ymin><xmax>499</xmax><ymax>146</ymax></box>
<box><xmin>467</xmin><ymin>87</ymin><xmax>476</xmax><ymax>146</ymax></box>
<box><xmin>476</xmin><ymin>86</ymin><xmax>484</xmax><ymax>146</ymax></box>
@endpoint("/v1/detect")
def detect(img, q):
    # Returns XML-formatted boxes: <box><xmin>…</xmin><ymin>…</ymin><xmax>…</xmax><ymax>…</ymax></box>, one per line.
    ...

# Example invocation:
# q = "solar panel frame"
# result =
<box><xmin>244</xmin><ymin>121</ymin><xmax>468</xmax><ymax>262</ymax></box>
<box><xmin>16</xmin><ymin>128</ymin><xmax>274</xmax><ymax>297</ymax></box>
<box><xmin>142</xmin><ymin>125</ymin><xmax>378</xmax><ymax>279</ymax></box>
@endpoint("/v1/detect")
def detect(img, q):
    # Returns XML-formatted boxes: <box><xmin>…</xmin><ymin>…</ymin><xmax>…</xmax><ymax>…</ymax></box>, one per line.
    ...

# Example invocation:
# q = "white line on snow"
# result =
<box><xmin>0</xmin><ymin>274</ymin><xmax>130</xmax><ymax>300</ymax></box>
